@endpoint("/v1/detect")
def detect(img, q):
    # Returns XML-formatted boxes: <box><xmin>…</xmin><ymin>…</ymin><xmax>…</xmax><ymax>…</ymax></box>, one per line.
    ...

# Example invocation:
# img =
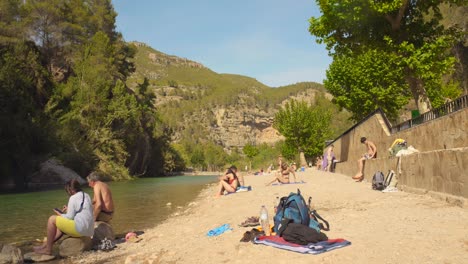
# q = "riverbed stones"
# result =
<box><xmin>59</xmin><ymin>237</ymin><xmax>92</xmax><ymax>257</ymax></box>
<box><xmin>23</xmin><ymin>252</ymin><xmax>54</xmax><ymax>262</ymax></box>
<box><xmin>0</xmin><ymin>243</ymin><xmax>23</xmax><ymax>264</ymax></box>
<box><xmin>92</xmin><ymin>221</ymin><xmax>115</xmax><ymax>247</ymax></box>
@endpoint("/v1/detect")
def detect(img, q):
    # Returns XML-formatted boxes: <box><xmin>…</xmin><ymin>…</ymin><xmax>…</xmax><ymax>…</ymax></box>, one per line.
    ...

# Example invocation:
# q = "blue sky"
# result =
<box><xmin>112</xmin><ymin>0</ymin><xmax>330</xmax><ymax>87</ymax></box>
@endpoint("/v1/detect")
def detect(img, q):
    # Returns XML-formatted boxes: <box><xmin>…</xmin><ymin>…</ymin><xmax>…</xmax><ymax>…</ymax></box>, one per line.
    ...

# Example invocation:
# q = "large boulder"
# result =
<box><xmin>58</xmin><ymin>237</ymin><xmax>92</xmax><ymax>257</ymax></box>
<box><xmin>0</xmin><ymin>243</ymin><xmax>23</xmax><ymax>264</ymax></box>
<box><xmin>27</xmin><ymin>159</ymin><xmax>86</xmax><ymax>190</ymax></box>
<box><xmin>92</xmin><ymin>222</ymin><xmax>115</xmax><ymax>247</ymax></box>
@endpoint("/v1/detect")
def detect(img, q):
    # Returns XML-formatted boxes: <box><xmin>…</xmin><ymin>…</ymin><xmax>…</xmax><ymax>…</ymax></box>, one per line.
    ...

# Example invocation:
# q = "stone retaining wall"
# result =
<box><xmin>331</xmin><ymin>108</ymin><xmax>468</xmax><ymax>202</ymax></box>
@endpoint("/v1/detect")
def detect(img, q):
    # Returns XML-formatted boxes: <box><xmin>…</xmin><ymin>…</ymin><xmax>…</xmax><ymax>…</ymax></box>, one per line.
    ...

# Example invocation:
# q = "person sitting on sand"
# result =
<box><xmin>215</xmin><ymin>165</ymin><xmax>239</xmax><ymax>197</ymax></box>
<box><xmin>266</xmin><ymin>162</ymin><xmax>297</xmax><ymax>186</ymax></box>
<box><xmin>353</xmin><ymin>137</ymin><xmax>377</xmax><ymax>182</ymax></box>
<box><xmin>34</xmin><ymin>179</ymin><xmax>94</xmax><ymax>255</ymax></box>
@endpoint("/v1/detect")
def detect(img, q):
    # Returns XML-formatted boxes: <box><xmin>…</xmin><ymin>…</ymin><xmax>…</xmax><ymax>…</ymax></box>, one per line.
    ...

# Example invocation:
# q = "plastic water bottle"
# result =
<box><xmin>260</xmin><ymin>205</ymin><xmax>271</xmax><ymax>236</ymax></box>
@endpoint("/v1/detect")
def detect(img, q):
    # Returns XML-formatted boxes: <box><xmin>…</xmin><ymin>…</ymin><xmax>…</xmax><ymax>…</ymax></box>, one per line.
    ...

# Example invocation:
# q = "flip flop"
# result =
<box><xmin>354</xmin><ymin>176</ymin><xmax>364</xmax><ymax>182</ymax></box>
<box><xmin>239</xmin><ymin>216</ymin><xmax>259</xmax><ymax>227</ymax></box>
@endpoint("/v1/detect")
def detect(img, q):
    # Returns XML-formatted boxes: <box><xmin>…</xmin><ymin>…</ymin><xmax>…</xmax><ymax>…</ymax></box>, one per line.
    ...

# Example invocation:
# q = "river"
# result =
<box><xmin>0</xmin><ymin>175</ymin><xmax>217</xmax><ymax>245</ymax></box>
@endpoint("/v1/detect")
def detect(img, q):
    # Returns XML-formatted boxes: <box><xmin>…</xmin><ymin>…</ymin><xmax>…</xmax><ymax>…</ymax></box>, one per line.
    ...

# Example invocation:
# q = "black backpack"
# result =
<box><xmin>372</xmin><ymin>170</ymin><xmax>395</xmax><ymax>190</ymax></box>
<box><xmin>273</xmin><ymin>189</ymin><xmax>329</xmax><ymax>234</ymax></box>
<box><xmin>372</xmin><ymin>171</ymin><xmax>386</xmax><ymax>190</ymax></box>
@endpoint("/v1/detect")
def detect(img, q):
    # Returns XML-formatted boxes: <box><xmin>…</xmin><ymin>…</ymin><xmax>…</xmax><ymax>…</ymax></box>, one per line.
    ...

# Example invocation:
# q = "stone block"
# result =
<box><xmin>92</xmin><ymin>221</ymin><xmax>115</xmax><ymax>247</ymax></box>
<box><xmin>23</xmin><ymin>252</ymin><xmax>54</xmax><ymax>262</ymax></box>
<box><xmin>0</xmin><ymin>243</ymin><xmax>23</xmax><ymax>264</ymax></box>
<box><xmin>59</xmin><ymin>237</ymin><xmax>92</xmax><ymax>257</ymax></box>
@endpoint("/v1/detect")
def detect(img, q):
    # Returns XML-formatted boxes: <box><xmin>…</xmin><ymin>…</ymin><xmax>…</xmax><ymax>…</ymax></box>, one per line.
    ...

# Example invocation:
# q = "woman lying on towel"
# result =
<box><xmin>265</xmin><ymin>162</ymin><xmax>296</xmax><ymax>186</ymax></box>
<box><xmin>215</xmin><ymin>165</ymin><xmax>239</xmax><ymax>197</ymax></box>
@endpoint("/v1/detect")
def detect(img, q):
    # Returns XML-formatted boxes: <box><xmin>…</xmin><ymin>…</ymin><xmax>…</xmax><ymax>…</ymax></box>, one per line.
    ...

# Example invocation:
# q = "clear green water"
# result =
<box><xmin>0</xmin><ymin>176</ymin><xmax>217</xmax><ymax>244</ymax></box>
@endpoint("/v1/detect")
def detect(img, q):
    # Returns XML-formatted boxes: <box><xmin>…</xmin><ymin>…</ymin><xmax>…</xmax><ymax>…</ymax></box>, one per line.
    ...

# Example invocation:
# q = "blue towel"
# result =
<box><xmin>207</xmin><ymin>224</ymin><xmax>233</xmax><ymax>237</ymax></box>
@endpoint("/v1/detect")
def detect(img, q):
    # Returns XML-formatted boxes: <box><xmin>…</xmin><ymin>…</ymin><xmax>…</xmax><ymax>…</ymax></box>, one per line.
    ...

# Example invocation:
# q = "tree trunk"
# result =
<box><xmin>299</xmin><ymin>151</ymin><xmax>307</xmax><ymax>168</ymax></box>
<box><xmin>406</xmin><ymin>75</ymin><xmax>432</xmax><ymax>114</ymax></box>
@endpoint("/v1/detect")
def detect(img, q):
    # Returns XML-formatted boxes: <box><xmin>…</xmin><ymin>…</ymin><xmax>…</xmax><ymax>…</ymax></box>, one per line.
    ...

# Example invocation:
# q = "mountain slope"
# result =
<box><xmin>126</xmin><ymin>42</ymin><xmax>351</xmax><ymax>150</ymax></box>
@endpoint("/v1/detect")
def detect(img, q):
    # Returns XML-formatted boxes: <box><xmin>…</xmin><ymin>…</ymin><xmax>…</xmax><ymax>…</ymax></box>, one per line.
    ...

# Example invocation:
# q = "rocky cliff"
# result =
<box><xmin>126</xmin><ymin>42</ymin><xmax>351</xmax><ymax>150</ymax></box>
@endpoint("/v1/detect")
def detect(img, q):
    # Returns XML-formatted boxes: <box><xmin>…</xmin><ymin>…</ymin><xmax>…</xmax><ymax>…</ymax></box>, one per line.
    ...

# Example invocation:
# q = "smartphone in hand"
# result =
<box><xmin>54</xmin><ymin>208</ymin><xmax>63</xmax><ymax>214</ymax></box>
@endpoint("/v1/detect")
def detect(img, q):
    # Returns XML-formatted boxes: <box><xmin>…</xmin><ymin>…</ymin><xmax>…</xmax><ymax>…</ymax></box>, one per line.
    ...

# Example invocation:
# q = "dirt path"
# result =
<box><xmin>73</xmin><ymin>169</ymin><xmax>468</xmax><ymax>264</ymax></box>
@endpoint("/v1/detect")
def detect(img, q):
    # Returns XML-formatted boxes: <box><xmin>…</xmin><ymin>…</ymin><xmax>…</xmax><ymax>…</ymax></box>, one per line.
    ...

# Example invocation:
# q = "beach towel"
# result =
<box><xmin>253</xmin><ymin>235</ymin><xmax>351</xmax><ymax>254</ymax></box>
<box><xmin>272</xmin><ymin>181</ymin><xmax>306</xmax><ymax>186</ymax></box>
<box><xmin>207</xmin><ymin>224</ymin><xmax>233</xmax><ymax>237</ymax></box>
<box><xmin>225</xmin><ymin>186</ymin><xmax>252</xmax><ymax>195</ymax></box>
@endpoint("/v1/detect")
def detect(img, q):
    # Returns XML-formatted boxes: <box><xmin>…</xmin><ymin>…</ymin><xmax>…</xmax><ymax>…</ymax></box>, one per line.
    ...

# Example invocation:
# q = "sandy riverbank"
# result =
<box><xmin>72</xmin><ymin>169</ymin><xmax>468</xmax><ymax>264</ymax></box>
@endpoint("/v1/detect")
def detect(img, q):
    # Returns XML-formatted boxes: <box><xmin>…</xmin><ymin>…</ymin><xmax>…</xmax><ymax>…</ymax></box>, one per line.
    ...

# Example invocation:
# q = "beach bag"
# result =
<box><xmin>273</xmin><ymin>189</ymin><xmax>330</xmax><ymax>233</ymax></box>
<box><xmin>372</xmin><ymin>171</ymin><xmax>386</xmax><ymax>190</ymax></box>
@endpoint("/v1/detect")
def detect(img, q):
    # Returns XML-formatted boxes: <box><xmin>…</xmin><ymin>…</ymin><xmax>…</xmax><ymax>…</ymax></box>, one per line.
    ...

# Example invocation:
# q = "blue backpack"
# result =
<box><xmin>273</xmin><ymin>189</ymin><xmax>330</xmax><ymax>233</ymax></box>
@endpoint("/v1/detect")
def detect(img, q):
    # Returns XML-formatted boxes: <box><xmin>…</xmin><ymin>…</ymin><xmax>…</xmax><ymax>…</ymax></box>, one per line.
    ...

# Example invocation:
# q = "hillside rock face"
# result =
<box><xmin>127</xmin><ymin>42</ymin><xmax>334</xmax><ymax>150</ymax></box>
<box><xmin>171</xmin><ymin>88</ymin><xmax>325</xmax><ymax>150</ymax></box>
<box><xmin>209</xmin><ymin>106</ymin><xmax>283</xmax><ymax>149</ymax></box>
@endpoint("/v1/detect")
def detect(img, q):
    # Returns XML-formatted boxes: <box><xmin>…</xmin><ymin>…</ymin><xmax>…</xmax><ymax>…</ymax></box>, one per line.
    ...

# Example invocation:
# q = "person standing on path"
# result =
<box><xmin>87</xmin><ymin>172</ymin><xmax>115</xmax><ymax>222</ymax></box>
<box><xmin>322</xmin><ymin>144</ymin><xmax>335</xmax><ymax>172</ymax></box>
<box><xmin>353</xmin><ymin>137</ymin><xmax>377</xmax><ymax>181</ymax></box>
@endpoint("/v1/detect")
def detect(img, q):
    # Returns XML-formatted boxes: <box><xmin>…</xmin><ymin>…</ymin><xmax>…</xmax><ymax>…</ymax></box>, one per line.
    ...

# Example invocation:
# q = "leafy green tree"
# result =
<box><xmin>242</xmin><ymin>143</ymin><xmax>259</xmax><ymax>171</ymax></box>
<box><xmin>325</xmin><ymin>48</ymin><xmax>410</xmax><ymax>122</ymax></box>
<box><xmin>204</xmin><ymin>142</ymin><xmax>227</xmax><ymax>171</ymax></box>
<box><xmin>273</xmin><ymin>99</ymin><xmax>332</xmax><ymax>164</ymax></box>
<box><xmin>309</xmin><ymin>0</ymin><xmax>465</xmax><ymax>115</ymax></box>
<box><xmin>190</xmin><ymin>146</ymin><xmax>205</xmax><ymax>171</ymax></box>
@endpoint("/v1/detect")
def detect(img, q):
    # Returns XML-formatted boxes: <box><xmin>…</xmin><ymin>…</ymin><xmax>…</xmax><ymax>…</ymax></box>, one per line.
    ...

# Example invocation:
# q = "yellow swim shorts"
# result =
<box><xmin>56</xmin><ymin>216</ymin><xmax>81</xmax><ymax>237</ymax></box>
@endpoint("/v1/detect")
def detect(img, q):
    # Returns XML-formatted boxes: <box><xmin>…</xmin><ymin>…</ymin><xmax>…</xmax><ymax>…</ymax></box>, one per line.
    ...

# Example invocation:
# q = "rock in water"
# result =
<box><xmin>0</xmin><ymin>243</ymin><xmax>24</xmax><ymax>264</ymax></box>
<box><xmin>59</xmin><ymin>237</ymin><xmax>92</xmax><ymax>257</ymax></box>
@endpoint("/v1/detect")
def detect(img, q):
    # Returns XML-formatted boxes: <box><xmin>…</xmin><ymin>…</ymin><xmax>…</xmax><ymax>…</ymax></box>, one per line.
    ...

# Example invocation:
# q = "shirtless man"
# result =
<box><xmin>87</xmin><ymin>172</ymin><xmax>114</xmax><ymax>222</ymax></box>
<box><xmin>353</xmin><ymin>137</ymin><xmax>377</xmax><ymax>181</ymax></box>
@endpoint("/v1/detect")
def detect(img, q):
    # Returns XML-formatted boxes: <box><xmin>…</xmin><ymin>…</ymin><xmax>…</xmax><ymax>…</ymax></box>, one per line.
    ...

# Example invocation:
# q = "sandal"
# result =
<box><xmin>239</xmin><ymin>216</ymin><xmax>260</xmax><ymax>227</ymax></box>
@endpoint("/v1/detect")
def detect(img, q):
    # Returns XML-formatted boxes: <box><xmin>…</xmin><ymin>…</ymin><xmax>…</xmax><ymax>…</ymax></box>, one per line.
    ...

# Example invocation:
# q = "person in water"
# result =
<box><xmin>266</xmin><ymin>162</ymin><xmax>297</xmax><ymax>186</ymax></box>
<box><xmin>215</xmin><ymin>165</ymin><xmax>239</xmax><ymax>197</ymax></box>
<box><xmin>87</xmin><ymin>172</ymin><xmax>114</xmax><ymax>222</ymax></box>
<box><xmin>34</xmin><ymin>179</ymin><xmax>94</xmax><ymax>255</ymax></box>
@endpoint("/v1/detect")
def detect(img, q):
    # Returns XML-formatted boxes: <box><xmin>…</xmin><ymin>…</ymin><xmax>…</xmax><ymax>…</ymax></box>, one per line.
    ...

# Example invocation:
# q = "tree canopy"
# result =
<box><xmin>310</xmin><ymin>0</ymin><xmax>466</xmax><ymax>120</ymax></box>
<box><xmin>273</xmin><ymin>99</ymin><xmax>332</xmax><ymax>159</ymax></box>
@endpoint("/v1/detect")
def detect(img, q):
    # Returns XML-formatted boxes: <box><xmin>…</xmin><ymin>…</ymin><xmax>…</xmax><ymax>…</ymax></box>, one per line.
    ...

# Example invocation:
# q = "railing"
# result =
<box><xmin>391</xmin><ymin>94</ymin><xmax>468</xmax><ymax>133</ymax></box>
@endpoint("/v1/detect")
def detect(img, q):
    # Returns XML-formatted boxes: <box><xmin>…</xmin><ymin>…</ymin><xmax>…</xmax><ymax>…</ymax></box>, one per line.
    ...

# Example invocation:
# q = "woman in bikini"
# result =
<box><xmin>215</xmin><ymin>165</ymin><xmax>239</xmax><ymax>197</ymax></box>
<box><xmin>266</xmin><ymin>162</ymin><xmax>296</xmax><ymax>186</ymax></box>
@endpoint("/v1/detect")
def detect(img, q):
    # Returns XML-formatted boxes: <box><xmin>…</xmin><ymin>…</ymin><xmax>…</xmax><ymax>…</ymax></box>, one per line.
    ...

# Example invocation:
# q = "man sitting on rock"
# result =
<box><xmin>87</xmin><ymin>172</ymin><xmax>114</xmax><ymax>223</ymax></box>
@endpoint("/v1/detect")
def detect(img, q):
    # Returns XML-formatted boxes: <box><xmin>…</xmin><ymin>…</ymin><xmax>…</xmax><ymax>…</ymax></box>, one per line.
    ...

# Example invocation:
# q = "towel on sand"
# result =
<box><xmin>225</xmin><ymin>186</ymin><xmax>252</xmax><ymax>195</ymax></box>
<box><xmin>207</xmin><ymin>224</ymin><xmax>233</xmax><ymax>237</ymax></box>
<box><xmin>253</xmin><ymin>235</ymin><xmax>351</xmax><ymax>254</ymax></box>
<box><xmin>272</xmin><ymin>181</ymin><xmax>306</xmax><ymax>186</ymax></box>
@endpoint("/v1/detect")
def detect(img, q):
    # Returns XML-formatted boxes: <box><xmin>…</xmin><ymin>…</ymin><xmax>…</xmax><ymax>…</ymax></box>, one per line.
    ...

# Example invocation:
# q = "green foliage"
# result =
<box><xmin>273</xmin><ymin>99</ymin><xmax>332</xmax><ymax>158</ymax></box>
<box><xmin>310</xmin><ymin>0</ymin><xmax>465</xmax><ymax>115</ymax></box>
<box><xmin>325</xmin><ymin>48</ymin><xmax>410</xmax><ymax>122</ymax></box>
<box><xmin>243</xmin><ymin>144</ymin><xmax>259</xmax><ymax>159</ymax></box>
<box><xmin>0</xmin><ymin>41</ymin><xmax>53</xmax><ymax>187</ymax></box>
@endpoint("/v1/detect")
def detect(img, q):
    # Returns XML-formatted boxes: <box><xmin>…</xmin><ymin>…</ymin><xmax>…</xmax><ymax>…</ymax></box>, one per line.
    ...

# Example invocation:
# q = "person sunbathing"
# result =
<box><xmin>215</xmin><ymin>165</ymin><xmax>239</xmax><ymax>197</ymax></box>
<box><xmin>266</xmin><ymin>162</ymin><xmax>296</xmax><ymax>186</ymax></box>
